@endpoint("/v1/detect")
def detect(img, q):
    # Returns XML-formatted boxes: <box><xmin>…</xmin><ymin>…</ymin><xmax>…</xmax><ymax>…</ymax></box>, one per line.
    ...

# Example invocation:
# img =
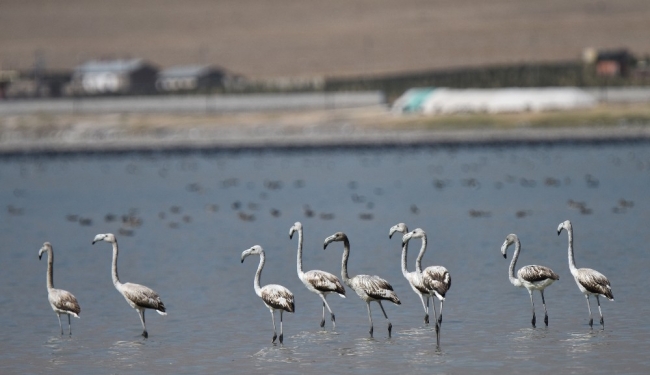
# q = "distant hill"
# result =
<box><xmin>1</xmin><ymin>0</ymin><xmax>649</xmax><ymax>78</ymax></box>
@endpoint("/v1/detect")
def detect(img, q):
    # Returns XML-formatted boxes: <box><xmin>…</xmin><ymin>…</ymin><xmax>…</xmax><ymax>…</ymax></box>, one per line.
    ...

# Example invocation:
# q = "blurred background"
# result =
<box><xmin>1</xmin><ymin>0</ymin><xmax>649</xmax><ymax>101</ymax></box>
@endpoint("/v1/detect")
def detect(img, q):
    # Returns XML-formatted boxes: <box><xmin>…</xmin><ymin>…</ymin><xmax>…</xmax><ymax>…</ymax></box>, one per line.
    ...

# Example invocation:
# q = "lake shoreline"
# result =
<box><xmin>2</xmin><ymin>103</ymin><xmax>650</xmax><ymax>155</ymax></box>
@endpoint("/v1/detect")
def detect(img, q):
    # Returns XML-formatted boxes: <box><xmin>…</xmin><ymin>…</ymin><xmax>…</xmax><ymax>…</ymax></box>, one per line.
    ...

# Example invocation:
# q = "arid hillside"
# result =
<box><xmin>1</xmin><ymin>0</ymin><xmax>649</xmax><ymax>78</ymax></box>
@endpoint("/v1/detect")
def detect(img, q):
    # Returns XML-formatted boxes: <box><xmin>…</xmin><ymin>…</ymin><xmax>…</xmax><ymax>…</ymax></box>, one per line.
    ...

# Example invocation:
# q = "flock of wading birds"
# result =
<box><xmin>38</xmin><ymin>219</ymin><xmax>614</xmax><ymax>344</ymax></box>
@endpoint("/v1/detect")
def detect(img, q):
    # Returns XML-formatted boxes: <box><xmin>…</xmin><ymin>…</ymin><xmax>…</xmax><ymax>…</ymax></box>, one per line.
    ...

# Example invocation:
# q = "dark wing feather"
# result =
<box><xmin>261</xmin><ymin>285</ymin><xmax>295</xmax><ymax>313</ymax></box>
<box><xmin>50</xmin><ymin>289</ymin><xmax>81</xmax><ymax>315</ymax></box>
<box><xmin>519</xmin><ymin>265</ymin><xmax>560</xmax><ymax>283</ymax></box>
<box><xmin>304</xmin><ymin>270</ymin><xmax>346</xmax><ymax>295</ymax></box>
<box><xmin>122</xmin><ymin>283</ymin><xmax>166</xmax><ymax>312</ymax></box>
<box><xmin>422</xmin><ymin>266</ymin><xmax>451</xmax><ymax>298</ymax></box>
<box><xmin>577</xmin><ymin>268</ymin><xmax>614</xmax><ymax>300</ymax></box>
<box><xmin>354</xmin><ymin>275</ymin><xmax>401</xmax><ymax>304</ymax></box>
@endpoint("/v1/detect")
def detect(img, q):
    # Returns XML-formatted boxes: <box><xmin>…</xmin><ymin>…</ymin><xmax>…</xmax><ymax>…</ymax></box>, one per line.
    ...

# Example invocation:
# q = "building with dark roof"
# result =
<box><xmin>69</xmin><ymin>59</ymin><xmax>158</xmax><ymax>95</ymax></box>
<box><xmin>595</xmin><ymin>49</ymin><xmax>635</xmax><ymax>77</ymax></box>
<box><xmin>156</xmin><ymin>65</ymin><xmax>227</xmax><ymax>92</ymax></box>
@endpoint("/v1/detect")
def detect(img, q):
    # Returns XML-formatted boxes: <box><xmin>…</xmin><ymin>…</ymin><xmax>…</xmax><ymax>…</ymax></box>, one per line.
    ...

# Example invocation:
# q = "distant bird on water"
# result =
<box><xmin>557</xmin><ymin>220</ymin><xmax>614</xmax><ymax>328</ymax></box>
<box><xmin>241</xmin><ymin>245</ymin><xmax>295</xmax><ymax>344</ymax></box>
<box><xmin>39</xmin><ymin>242</ymin><xmax>81</xmax><ymax>335</ymax></box>
<box><xmin>501</xmin><ymin>233</ymin><xmax>559</xmax><ymax>327</ymax></box>
<box><xmin>324</xmin><ymin>232</ymin><xmax>401</xmax><ymax>338</ymax></box>
<box><xmin>92</xmin><ymin>233</ymin><xmax>166</xmax><ymax>338</ymax></box>
<box><xmin>290</xmin><ymin>222</ymin><xmax>345</xmax><ymax>329</ymax></box>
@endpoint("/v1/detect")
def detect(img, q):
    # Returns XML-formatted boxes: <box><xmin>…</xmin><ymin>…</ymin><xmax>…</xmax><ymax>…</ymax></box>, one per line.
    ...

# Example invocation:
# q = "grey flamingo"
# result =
<box><xmin>557</xmin><ymin>220</ymin><xmax>614</xmax><ymax>328</ymax></box>
<box><xmin>290</xmin><ymin>222</ymin><xmax>345</xmax><ymax>329</ymax></box>
<box><xmin>39</xmin><ymin>242</ymin><xmax>81</xmax><ymax>335</ymax></box>
<box><xmin>92</xmin><ymin>233</ymin><xmax>166</xmax><ymax>338</ymax></box>
<box><xmin>389</xmin><ymin>223</ymin><xmax>431</xmax><ymax>325</ymax></box>
<box><xmin>501</xmin><ymin>233</ymin><xmax>559</xmax><ymax>327</ymax></box>
<box><xmin>241</xmin><ymin>245</ymin><xmax>295</xmax><ymax>343</ymax></box>
<box><xmin>400</xmin><ymin>227</ymin><xmax>451</xmax><ymax>344</ymax></box>
<box><xmin>323</xmin><ymin>232</ymin><xmax>400</xmax><ymax>338</ymax></box>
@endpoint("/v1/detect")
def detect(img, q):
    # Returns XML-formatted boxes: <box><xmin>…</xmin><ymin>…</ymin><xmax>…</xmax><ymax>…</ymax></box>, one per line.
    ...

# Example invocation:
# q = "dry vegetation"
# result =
<box><xmin>3</xmin><ymin>103</ymin><xmax>650</xmax><ymax>136</ymax></box>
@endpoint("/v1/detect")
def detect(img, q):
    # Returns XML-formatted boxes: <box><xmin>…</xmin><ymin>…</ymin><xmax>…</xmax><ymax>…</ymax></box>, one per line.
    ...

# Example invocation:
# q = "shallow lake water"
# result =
<box><xmin>1</xmin><ymin>142</ymin><xmax>649</xmax><ymax>374</ymax></box>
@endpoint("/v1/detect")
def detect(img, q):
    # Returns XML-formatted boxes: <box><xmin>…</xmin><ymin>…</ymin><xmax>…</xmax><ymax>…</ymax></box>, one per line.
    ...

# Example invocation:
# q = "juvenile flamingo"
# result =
<box><xmin>241</xmin><ymin>245</ymin><xmax>295</xmax><ymax>343</ymax></box>
<box><xmin>501</xmin><ymin>233</ymin><xmax>559</xmax><ymax>327</ymax></box>
<box><xmin>92</xmin><ymin>233</ymin><xmax>166</xmax><ymax>338</ymax></box>
<box><xmin>38</xmin><ymin>242</ymin><xmax>81</xmax><ymax>335</ymax></box>
<box><xmin>389</xmin><ymin>223</ymin><xmax>430</xmax><ymax>324</ymax></box>
<box><xmin>400</xmin><ymin>227</ymin><xmax>451</xmax><ymax>345</ymax></box>
<box><xmin>290</xmin><ymin>222</ymin><xmax>345</xmax><ymax>329</ymax></box>
<box><xmin>323</xmin><ymin>232</ymin><xmax>400</xmax><ymax>337</ymax></box>
<box><xmin>557</xmin><ymin>220</ymin><xmax>614</xmax><ymax>328</ymax></box>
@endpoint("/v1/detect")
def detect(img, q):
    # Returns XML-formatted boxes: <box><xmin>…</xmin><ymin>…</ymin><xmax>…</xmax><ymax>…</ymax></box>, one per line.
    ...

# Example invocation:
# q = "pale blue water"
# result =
<box><xmin>1</xmin><ymin>142</ymin><xmax>649</xmax><ymax>374</ymax></box>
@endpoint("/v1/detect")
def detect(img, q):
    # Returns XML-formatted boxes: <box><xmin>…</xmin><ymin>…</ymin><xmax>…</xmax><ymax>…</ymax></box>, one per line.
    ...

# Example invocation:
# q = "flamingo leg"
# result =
<box><xmin>430</xmin><ymin>295</ymin><xmax>439</xmax><ymax>329</ymax></box>
<box><xmin>585</xmin><ymin>295</ymin><xmax>593</xmax><ymax>327</ymax></box>
<box><xmin>596</xmin><ymin>295</ymin><xmax>604</xmax><ymax>327</ymax></box>
<box><xmin>319</xmin><ymin>294</ymin><xmax>335</xmax><ymax>328</ymax></box>
<box><xmin>429</xmin><ymin>297</ymin><xmax>442</xmax><ymax>346</ymax></box>
<box><xmin>137</xmin><ymin>309</ymin><xmax>148</xmax><ymax>338</ymax></box>
<box><xmin>418</xmin><ymin>293</ymin><xmax>429</xmax><ymax>324</ymax></box>
<box><xmin>321</xmin><ymin>302</ymin><xmax>326</xmax><ymax>328</ymax></box>
<box><xmin>540</xmin><ymin>290</ymin><xmax>549</xmax><ymax>326</ymax></box>
<box><xmin>528</xmin><ymin>290</ymin><xmax>536</xmax><ymax>327</ymax></box>
<box><xmin>366</xmin><ymin>302</ymin><xmax>374</xmax><ymax>337</ymax></box>
<box><xmin>279</xmin><ymin>310</ymin><xmax>284</xmax><ymax>344</ymax></box>
<box><xmin>57</xmin><ymin>313</ymin><xmax>63</xmax><ymax>335</ymax></box>
<box><xmin>377</xmin><ymin>301</ymin><xmax>392</xmax><ymax>338</ymax></box>
<box><xmin>68</xmin><ymin>314</ymin><xmax>72</xmax><ymax>335</ymax></box>
<box><xmin>438</xmin><ymin>298</ymin><xmax>444</xmax><ymax>326</ymax></box>
<box><xmin>427</xmin><ymin>294</ymin><xmax>441</xmax><ymax>344</ymax></box>
<box><xmin>270</xmin><ymin>310</ymin><xmax>277</xmax><ymax>343</ymax></box>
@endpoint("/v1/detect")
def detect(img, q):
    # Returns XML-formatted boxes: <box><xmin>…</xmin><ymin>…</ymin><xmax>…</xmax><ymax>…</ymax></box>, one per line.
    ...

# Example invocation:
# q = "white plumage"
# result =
<box><xmin>501</xmin><ymin>233</ymin><xmax>559</xmax><ymax>327</ymax></box>
<box><xmin>323</xmin><ymin>232</ymin><xmax>400</xmax><ymax>338</ymax></box>
<box><xmin>92</xmin><ymin>233</ymin><xmax>166</xmax><ymax>338</ymax></box>
<box><xmin>39</xmin><ymin>242</ymin><xmax>81</xmax><ymax>335</ymax></box>
<box><xmin>557</xmin><ymin>220</ymin><xmax>614</xmax><ymax>328</ymax></box>
<box><xmin>291</xmin><ymin>222</ymin><xmax>345</xmax><ymax>329</ymax></box>
<box><xmin>241</xmin><ymin>245</ymin><xmax>295</xmax><ymax>344</ymax></box>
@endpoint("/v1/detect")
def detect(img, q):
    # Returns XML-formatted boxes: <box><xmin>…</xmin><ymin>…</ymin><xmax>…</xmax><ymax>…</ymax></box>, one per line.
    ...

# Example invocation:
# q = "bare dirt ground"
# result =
<box><xmin>1</xmin><ymin>0</ymin><xmax>649</xmax><ymax>78</ymax></box>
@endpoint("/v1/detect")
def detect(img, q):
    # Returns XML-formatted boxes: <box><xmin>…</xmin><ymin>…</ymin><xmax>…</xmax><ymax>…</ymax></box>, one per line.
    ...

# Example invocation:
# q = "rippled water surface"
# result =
<box><xmin>1</xmin><ymin>143</ymin><xmax>649</xmax><ymax>374</ymax></box>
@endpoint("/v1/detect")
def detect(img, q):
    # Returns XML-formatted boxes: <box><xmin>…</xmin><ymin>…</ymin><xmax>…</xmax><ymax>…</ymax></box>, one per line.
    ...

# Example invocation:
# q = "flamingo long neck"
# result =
<box><xmin>508</xmin><ymin>239</ymin><xmax>521</xmax><ymax>286</ymax></box>
<box><xmin>566</xmin><ymin>226</ymin><xmax>578</xmax><ymax>273</ymax></box>
<box><xmin>296</xmin><ymin>228</ymin><xmax>304</xmax><ymax>277</ymax></box>
<box><xmin>254</xmin><ymin>252</ymin><xmax>265</xmax><ymax>297</ymax></box>
<box><xmin>401</xmin><ymin>239</ymin><xmax>410</xmax><ymax>278</ymax></box>
<box><xmin>45</xmin><ymin>248</ymin><xmax>54</xmax><ymax>290</ymax></box>
<box><xmin>415</xmin><ymin>234</ymin><xmax>427</xmax><ymax>274</ymax></box>
<box><xmin>111</xmin><ymin>241</ymin><xmax>122</xmax><ymax>287</ymax></box>
<box><xmin>340</xmin><ymin>237</ymin><xmax>351</xmax><ymax>285</ymax></box>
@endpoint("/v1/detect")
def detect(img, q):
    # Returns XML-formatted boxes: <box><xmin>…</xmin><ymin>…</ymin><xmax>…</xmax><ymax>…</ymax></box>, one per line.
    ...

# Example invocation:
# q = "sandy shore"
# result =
<box><xmin>2</xmin><ymin>102</ymin><xmax>650</xmax><ymax>155</ymax></box>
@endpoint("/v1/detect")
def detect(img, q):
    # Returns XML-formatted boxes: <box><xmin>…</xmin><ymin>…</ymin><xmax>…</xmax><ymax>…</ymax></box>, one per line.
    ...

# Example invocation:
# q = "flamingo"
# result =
<box><xmin>323</xmin><ymin>232</ymin><xmax>400</xmax><ymax>337</ymax></box>
<box><xmin>38</xmin><ymin>242</ymin><xmax>81</xmax><ymax>335</ymax></box>
<box><xmin>241</xmin><ymin>245</ymin><xmax>295</xmax><ymax>343</ymax></box>
<box><xmin>557</xmin><ymin>220</ymin><xmax>614</xmax><ymax>328</ymax></box>
<box><xmin>92</xmin><ymin>233</ymin><xmax>166</xmax><ymax>338</ymax></box>
<box><xmin>389</xmin><ymin>223</ymin><xmax>430</xmax><ymax>325</ymax></box>
<box><xmin>501</xmin><ymin>233</ymin><xmax>559</xmax><ymax>327</ymax></box>
<box><xmin>400</xmin><ymin>227</ymin><xmax>451</xmax><ymax>344</ymax></box>
<box><xmin>290</xmin><ymin>222</ymin><xmax>345</xmax><ymax>329</ymax></box>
